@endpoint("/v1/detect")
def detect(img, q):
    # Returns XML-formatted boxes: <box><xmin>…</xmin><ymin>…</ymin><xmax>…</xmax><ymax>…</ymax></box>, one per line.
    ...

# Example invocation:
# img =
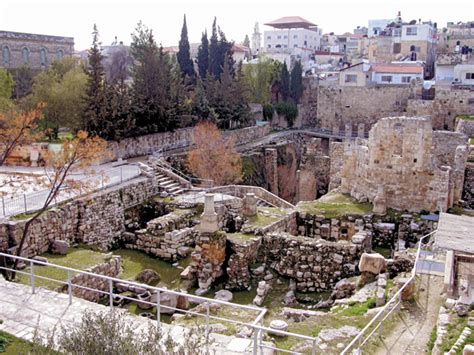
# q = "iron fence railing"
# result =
<box><xmin>0</xmin><ymin>165</ymin><xmax>141</xmax><ymax>218</ymax></box>
<box><xmin>0</xmin><ymin>251</ymin><xmax>321</xmax><ymax>354</ymax></box>
<box><xmin>341</xmin><ymin>230</ymin><xmax>437</xmax><ymax>354</ymax></box>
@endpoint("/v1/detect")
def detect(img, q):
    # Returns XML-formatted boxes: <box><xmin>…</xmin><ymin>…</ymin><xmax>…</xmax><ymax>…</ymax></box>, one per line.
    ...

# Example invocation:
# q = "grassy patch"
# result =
<box><xmin>16</xmin><ymin>248</ymin><xmax>109</xmax><ymax>290</ymax></box>
<box><xmin>470</xmin><ymin>137</ymin><xmax>474</xmax><ymax>145</ymax></box>
<box><xmin>247</xmin><ymin>213</ymin><xmax>280</xmax><ymax>228</ymax></box>
<box><xmin>113</xmin><ymin>249</ymin><xmax>191</xmax><ymax>289</ymax></box>
<box><xmin>298</xmin><ymin>193</ymin><xmax>373</xmax><ymax>218</ymax></box>
<box><xmin>448</xmin><ymin>205</ymin><xmax>465</xmax><ymax>216</ymax></box>
<box><xmin>0</xmin><ymin>330</ymin><xmax>33</xmax><ymax>354</ymax></box>
<box><xmin>373</xmin><ymin>246</ymin><xmax>392</xmax><ymax>259</ymax></box>
<box><xmin>427</xmin><ymin>325</ymin><xmax>437</xmax><ymax>354</ymax></box>
<box><xmin>152</xmin><ymin>196</ymin><xmax>175</xmax><ymax>204</ymax></box>
<box><xmin>457</xmin><ymin>115</ymin><xmax>474</xmax><ymax>121</ymax></box>
<box><xmin>227</xmin><ymin>233</ymin><xmax>258</xmax><ymax>243</ymax></box>
<box><xmin>439</xmin><ymin>312</ymin><xmax>472</xmax><ymax>353</ymax></box>
<box><xmin>337</xmin><ymin>298</ymin><xmax>377</xmax><ymax>317</ymax></box>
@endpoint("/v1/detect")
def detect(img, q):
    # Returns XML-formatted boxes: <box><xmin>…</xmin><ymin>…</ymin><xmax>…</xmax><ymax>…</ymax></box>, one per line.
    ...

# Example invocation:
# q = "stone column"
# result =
<box><xmin>200</xmin><ymin>194</ymin><xmax>218</xmax><ymax>233</ymax></box>
<box><xmin>242</xmin><ymin>193</ymin><xmax>257</xmax><ymax>217</ymax></box>
<box><xmin>345</xmin><ymin>123</ymin><xmax>352</xmax><ymax>139</ymax></box>
<box><xmin>265</xmin><ymin>148</ymin><xmax>279</xmax><ymax>196</ymax></box>
<box><xmin>357</xmin><ymin>123</ymin><xmax>365</xmax><ymax>138</ymax></box>
<box><xmin>373</xmin><ymin>186</ymin><xmax>387</xmax><ymax>215</ymax></box>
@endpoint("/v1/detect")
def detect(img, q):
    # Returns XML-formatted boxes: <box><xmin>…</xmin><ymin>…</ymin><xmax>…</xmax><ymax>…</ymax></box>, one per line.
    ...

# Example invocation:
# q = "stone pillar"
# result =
<box><xmin>357</xmin><ymin>123</ymin><xmax>365</xmax><ymax>138</ymax></box>
<box><xmin>345</xmin><ymin>123</ymin><xmax>352</xmax><ymax>139</ymax></box>
<box><xmin>200</xmin><ymin>194</ymin><xmax>218</xmax><ymax>233</ymax></box>
<box><xmin>265</xmin><ymin>148</ymin><xmax>278</xmax><ymax>196</ymax></box>
<box><xmin>242</xmin><ymin>193</ymin><xmax>257</xmax><ymax>217</ymax></box>
<box><xmin>453</xmin><ymin>145</ymin><xmax>468</xmax><ymax>203</ymax></box>
<box><xmin>373</xmin><ymin>186</ymin><xmax>387</xmax><ymax>215</ymax></box>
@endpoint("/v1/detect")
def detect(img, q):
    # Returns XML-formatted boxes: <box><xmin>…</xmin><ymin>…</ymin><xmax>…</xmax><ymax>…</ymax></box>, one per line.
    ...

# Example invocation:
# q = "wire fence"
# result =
<box><xmin>0</xmin><ymin>165</ymin><xmax>141</xmax><ymax>218</ymax></box>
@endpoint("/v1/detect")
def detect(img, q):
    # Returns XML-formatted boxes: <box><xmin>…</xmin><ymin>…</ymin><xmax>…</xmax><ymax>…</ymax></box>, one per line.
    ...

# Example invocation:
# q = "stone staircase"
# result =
<box><xmin>155</xmin><ymin>172</ymin><xmax>187</xmax><ymax>196</ymax></box>
<box><xmin>256</xmin><ymin>198</ymin><xmax>275</xmax><ymax>208</ymax></box>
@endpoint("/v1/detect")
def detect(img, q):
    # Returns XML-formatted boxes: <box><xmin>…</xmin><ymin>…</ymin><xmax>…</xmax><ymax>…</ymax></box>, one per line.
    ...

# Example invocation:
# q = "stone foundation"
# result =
<box><xmin>226</xmin><ymin>236</ymin><xmax>262</xmax><ymax>290</ymax></box>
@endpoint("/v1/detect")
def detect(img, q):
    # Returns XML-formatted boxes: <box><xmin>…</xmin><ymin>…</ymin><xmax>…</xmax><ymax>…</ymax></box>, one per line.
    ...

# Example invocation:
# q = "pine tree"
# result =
<box><xmin>197</xmin><ymin>31</ymin><xmax>209</xmax><ymax>78</ymax></box>
<box><xmin>84</xmin><ymin>24</ymin><xmax>107</xmax><ymax>134</ymax></box>
<box><xmin>279</xmin><ymin>61</ymin><xmax>290</xmax><ymax>101</ymax></box>
<box><xmin>242</xmin><ymin>35</ymin><xmax>250</xmax><ymax>48</ymax></box>
<box><xmin>103</xmin><ymin>79</ymin><xmax>134</xmax><ymax>140</ymax></box>
<box><xmin>208</xmin><ymin>17</ymin><xmax>220</xmax><ymax>79</ymax></box>
<box><xmin>290</xmin><ymin>60</ymin><xmax>303</xmax><ymax>104</ymax></box>
<box><xmin>177</xmin><ymin>14</ymin><xmax>195</xmax><ymax>80</ymax></box>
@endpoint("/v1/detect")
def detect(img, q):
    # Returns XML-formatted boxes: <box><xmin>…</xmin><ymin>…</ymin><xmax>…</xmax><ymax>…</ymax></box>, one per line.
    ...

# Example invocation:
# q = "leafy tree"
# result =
<box><xmin>197</xmin><ymin>31</ymin><xmax>209</xmax><ymax>78</ymax></box>
<box><xmin>10</xmin><ymin>66</ymin><xmax>33</xmax><ymax>99</ymax></box>
<box><xmin>290</xmin><ymin>60</ymin><xmax>303</xmax><ymax>104</ymax></box>
<box><xmin>192</xmin><ymin>77</ymin><xmax>216</xmax><ymax>122</ymax></box>
<box><xmin>84</xmin><ymin>24</ymin><xmax>107</xmax><ymax>135</ymax></box>
<box><xmin>275</xmin><ymin>101</ymin><xmax>298</xmax><ymax>127</ymax></box>
<box><xmin>0</xmin><ymin>69</ymin><xmax>14</xmax><ymax>111</ymax></box>
<box><xmin>0</xmin><ymin>103</ymin><xmax>43</xmax><ymax>166</ymax></box>
<box><xmin>177</xmin><ymin>14</ymin><xmax>195</xmax><ymax>79</ymax></box>
<box><xmin>242</xmin><ymin>56</ymin><xmax>280</xmax><ymax>104</ymax></box>
<box><xmin>187</xmin><ymin>121</ymin><xmax>242</xmax><ymax>185</ymax></box>
<box><xmin>29</xmin><ymin>58</ymin><xmax>87</xmax><ymax>134</ymax></box>
<box><xmin>102</xmin><ymin>80</ymin><xmax>134</xmax><ymax>140</ymax></box>
<box><xmin>279</xmin><ymin>61</ymin><xmax>290</xmax><ymax>101</ymax></box>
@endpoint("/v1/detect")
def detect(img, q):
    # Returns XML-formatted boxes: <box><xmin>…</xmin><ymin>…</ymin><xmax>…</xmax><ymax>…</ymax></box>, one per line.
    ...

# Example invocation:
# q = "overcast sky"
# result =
<box><xmin>1</xmin><ymin>0</ymin><xmax>473</xmax><ymax>50</ymax></box>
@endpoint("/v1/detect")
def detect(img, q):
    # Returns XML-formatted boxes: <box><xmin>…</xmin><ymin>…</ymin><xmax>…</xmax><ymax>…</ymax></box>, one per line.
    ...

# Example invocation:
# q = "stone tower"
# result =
<box><xmin>251</xmin><ymin>22</ymin><xmax>261</xmax><ymax>57</ymax></box>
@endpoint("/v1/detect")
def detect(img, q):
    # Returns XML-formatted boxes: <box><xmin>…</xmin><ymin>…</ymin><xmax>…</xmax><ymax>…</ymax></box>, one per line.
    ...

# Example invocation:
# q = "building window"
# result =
<box><xmin>267</xmin><ymin>36</ymin><xmax>271</xmax><ymax>40</ymax></box>
<box><xmin>406</xmin><ymin>27</ymin><xmax>418</xmax><ymax>36</ymax></box>
<box><xmin>393</xmin><ymin>43</ymin><xmax>401</xmax><ymax>54</ymax></box>
<box><xmin>267</xmin><ymin>44</ymin><xmax>271</xmax><ymax>48</ymax></box>
<box><xmin>401</xmin><ymin>76</ymin><xmax>411</xmax><ymax>83</ymax></box>
<box><xmin>345</xmin><ymin>74</ymin><xmax>357</xmax><ymax>83</ymax></box>
<box><xmin>381</xmin><ymin>75</ymin><xmax>393</xmax><ymax>83</ymax></box>
<box><xmin>293</xmin><ymin>34</ymin><xmax>298</xmax><ymax>39</ymax></box>
<box><xmin>56</xmin><ymin>49</ymin><xmax>64</xmax><ymax>60</ymax></box>
<box><xmin>277</xmin><ymin>35</ymin><xmax>281</xmax><ymax>39</ymax></box>
<box><xmin>40</xmin><ymin>48</ymin><xmax>47</xmax><ymax>65</ymax></box>
<box><xmin>22</xmin><ymin>47</ymin><xmax>29</xmax><ymax>64</ymax></box>
<box><xmin>294</xmin><ymin>44</ymin><xmax>298</xmax><ymax>48</ymax></box>
<box><xmin>465</xmin><ymin>73</ymin><xmax>474</xmax><ymax>80</ymax></box>
<box><xmin>284</xmin><ymin>35</ymin><xmax>287</xmax><ymax>39</ymax></box>
<box><xmin>2</xmin><ymin>46</ymin><xmax>9</xmax><ymax>64</ymax></box>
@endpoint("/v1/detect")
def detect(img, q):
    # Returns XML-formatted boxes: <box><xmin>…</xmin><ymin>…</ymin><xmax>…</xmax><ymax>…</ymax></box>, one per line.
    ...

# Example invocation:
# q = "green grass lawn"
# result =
<box><xmin>0</xmin><ymin>330</ymin><xmax>33</xmax><ymax>354</ymax></box>
<box><xmin>298</xmin><ymin>192</ymin><xmax>373</xmax><ymax>218</ymax></box>
<box><xmin>16</xmin><ymin>248</ymin><xmax>109</xmax><ymax>290</ymax></box>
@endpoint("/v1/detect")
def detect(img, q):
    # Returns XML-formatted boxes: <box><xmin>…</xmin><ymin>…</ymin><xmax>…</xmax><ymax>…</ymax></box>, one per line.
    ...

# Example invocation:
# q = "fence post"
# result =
<box><xmin>206</xmin><ymin>302</ymin><xmax>210</xmax><ymax>355</ymax></box>
<box><xmin>253</xmin><ymin>326</ymin><xmax>258</xmax><ymax>355</ymax></box>
<box><xmin>312</xmin><ymin>338</ymin><xmax>317</xmax><ymax>355</ymax></box>
<box><xmin>23</xmin><ymin>194</ymin><xmax>27</xmax><ymax>213</ymax></box>
<box><xmin>1</xmin><ymin>196</ymin><xmax>5</xmax><ymax>216</ymax></box>
<box><xmin>120</xmin><ymin>167</ymin><xmax>123</xmax><ymax>184</ymax></box>
<box><xmin>30</xmin><ymin>260</ymin><xmax>35</xmax><ymax>294</ymax></box>
<box><xmin>109</xmin><ymin>278</ymin><xmax>113</xmax><ymax>309</ymax></box>
<box><xmin>67</xmin><ymin>270</ymin><xmax>72</xmax><ymax>305</ymax></box>
<box><xmin>156</xmin><ymin>291</ymin><xmax>161</xmax><ymax>328</ymax></box>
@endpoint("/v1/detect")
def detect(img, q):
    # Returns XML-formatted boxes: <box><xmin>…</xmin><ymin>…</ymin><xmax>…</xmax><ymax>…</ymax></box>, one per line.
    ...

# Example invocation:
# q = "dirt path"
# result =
<box><xmin>374</xmin><ymin>274</ymin><xmax>444</xmax><ymax>355</ymax></box>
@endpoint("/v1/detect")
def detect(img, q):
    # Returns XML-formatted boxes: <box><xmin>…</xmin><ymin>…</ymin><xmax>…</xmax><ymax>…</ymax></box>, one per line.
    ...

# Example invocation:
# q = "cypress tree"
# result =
<box><xmin>279</xmin><ymin>61</ymin><xmax>290</xmax><ymax>101</ymax></box>
<box><xmin>84</xmin><ymin>24</ymin><xmax>107</xmax><ymax>134</ymax></box>
<box><xmin>208</xmin><ymin>17</ymin><xmax>220</xmax><ymax>79</ymax></box>
<box><xmin>177</xmin><ymin>14</ymin><xmax>195</xmax><ymax>79</ymax></box>
<box><xmin>197</xmin><ymin>31</ymin><xmax>209</xmax><ymax>78</ymax></box>
<box><xmin>290</xmin><ymin>60</ymin><xmax>303</xmax><ymax>104</ymax></box>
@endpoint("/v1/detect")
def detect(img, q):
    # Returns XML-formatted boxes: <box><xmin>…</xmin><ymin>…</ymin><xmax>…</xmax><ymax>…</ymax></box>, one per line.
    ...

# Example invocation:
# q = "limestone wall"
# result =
<box><xmin>315</xmin><ymin>86</ymin><xmax>415</xmax><ymax>131</ymax></box>
<box><xmin>263</xmin><ymin>233</ymin><xmax>366</xmax><ymax>292</ymax></box>
<box><xmin>407</xmin><ymin>88</ymin><xmax>474</xmax><ymax>130</ymax></box>
<box><xmin>462</xmin><ymin>163</ymin><xmax>474</xmax><ymax>209</ymax></box>
<box><xmin>66</xmin><ymin>256</ymin><xmax>122</xmax><ymax>302</ymax></box>
<box><xmin>1</xmin><ymin>177</ymin><xmax>160</xmax><ymax>256</ymax></box>
<box><xmin>328</xmin><ymin>142</ymin><xmax>344</xmax><ymax>191</ymax></box>
<box><xmin>456</xmin><ymin>118</ymin><xmax>474</xmax><ymax>138</ymax></box>
<box><xmin>226</xmin><ymin>236</ymin><xmax>261</xmax><ymax>290</ymax></box>
<box><xmin>339</xmin><ymin>117</ymin><xmax>469</xmax><ymax>212</ymax></box>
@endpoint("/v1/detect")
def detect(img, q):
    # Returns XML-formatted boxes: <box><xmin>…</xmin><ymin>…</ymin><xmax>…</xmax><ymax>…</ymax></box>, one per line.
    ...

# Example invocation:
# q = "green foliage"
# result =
<box><xmin>262</xmin><ymin>103</ymin><xmax>274</xmax><ymax>121</ymax></box>
<box><xmin>197</xmin><ymin>31</ymin><xmax>209</xmax><ymax>78</ymax></box>
<box><xmin>0</xmin><ymin>69</ymin><xmax>14</xmax><ymax>112</ymax></box>
<box><xmin>290</xmin><ymin>60</ymin><xmax>303</xmax><ymax>104</ymax></box>
<box><xmin>279</xmin><ymin>61</ymin><xmax>290</xmax><ymax>101</ymax></box>
<box><xmin>177</xmin><ymin>14</ymin><xmax>195</xmax><ymax>79</ymax></box>
<box><xmin>275</xmin><ymin>101</ymin><xmax>298</xmax><ymax>127</ymax></box>
<box><xmin>338</xmin><ymin>298</ymin><xmax>376</xmax><ymax>316</ymax></box>
<box><xmin>10</xmin><ymin>66</ymin><xmax>33</xmax><ymax>99</ymax></box>
<box><xmin>28</xmin><ymin>57</ymin><xmax>87</xmax><ymax>134</ymax></box>
<box><xmin>427</xmin><ymin>325</ymin><xmax>437</xmax><ymax>353</ymax></box>
<box><xmin>242</xmin><ymin>56</ymin><xmax>280</xmax><ymax>104</ymax></box>
<box><xmin>208</xmin><ymin>17</ymin><xmax>233</xmax><ymax>80</ymax></box>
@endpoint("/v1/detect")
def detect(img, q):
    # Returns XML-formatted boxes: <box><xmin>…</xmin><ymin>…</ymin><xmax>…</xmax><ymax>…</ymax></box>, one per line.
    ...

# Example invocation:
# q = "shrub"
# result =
<box><xmin>274</xmin><ymin>101</ymin><xmax>298</xmax><ymax>127</ymax></box>
<box><xmin>262</xmin><ymin>103</ymin><xmax>274</xmax><ymax>121</ymax></box>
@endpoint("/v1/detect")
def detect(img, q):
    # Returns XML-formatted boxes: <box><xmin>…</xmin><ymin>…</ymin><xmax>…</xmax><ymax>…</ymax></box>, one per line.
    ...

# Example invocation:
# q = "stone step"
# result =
<box><xmin>167</xmin><ymin>186</ymin><xmax>183</xmax><ymax>193</ymax></box>
<box><xmin>161</xmin><ymin>182</ymin><xmax>180</xmax><ymax>189</ymax></box>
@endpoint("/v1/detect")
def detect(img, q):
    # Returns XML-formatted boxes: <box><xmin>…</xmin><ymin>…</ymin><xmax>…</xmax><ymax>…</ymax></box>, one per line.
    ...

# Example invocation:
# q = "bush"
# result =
<box><xmin>262</xmin><ymin>103</ymin><xmax>274</xmax><ymax>121</ymax></box>
<box><xmin>274</xmin><ymin>101</ymin><xmax>298</xmax><ymax>127</ymax></box>
<box><xmin>31</xmin><ymin>310</ymin><xmax>207</xmax><ymax>355</ymax></box>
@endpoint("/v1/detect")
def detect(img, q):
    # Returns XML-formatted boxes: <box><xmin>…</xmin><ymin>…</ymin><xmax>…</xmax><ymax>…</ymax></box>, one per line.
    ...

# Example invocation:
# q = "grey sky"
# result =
<box><xmin>1</xmin><ymin>0</ymin><xmax>473</xmax><ymax>50</ymax></box>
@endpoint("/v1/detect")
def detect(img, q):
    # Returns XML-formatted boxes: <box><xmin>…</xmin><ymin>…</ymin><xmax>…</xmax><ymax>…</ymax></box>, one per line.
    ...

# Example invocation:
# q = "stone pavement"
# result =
<box><xmin>0</xmin><ymin>277</ymin><xmax>273</xmax><ymax>354</ymax></box>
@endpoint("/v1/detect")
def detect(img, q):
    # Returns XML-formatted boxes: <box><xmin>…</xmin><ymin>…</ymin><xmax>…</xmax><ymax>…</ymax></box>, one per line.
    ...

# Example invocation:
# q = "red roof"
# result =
<box><xmin>233</xmin><ymin>44</ymin><xmax>250</xmax><ymax>53</ymax></box>
<box><xmin>370</xmin><ymin>64</ymin><xmax>423</xmax><ymax>74</ymax></box>
<box><xmin>264</xmin><ymin>16</ymin><xmax>317</xmax><ymax>29</ymax></box>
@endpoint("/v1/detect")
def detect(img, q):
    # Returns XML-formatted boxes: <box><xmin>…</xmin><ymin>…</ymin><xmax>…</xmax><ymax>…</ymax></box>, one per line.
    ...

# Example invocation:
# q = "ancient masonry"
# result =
<box><xmin>335</xmin><ymin>116</ymin><xmax>468</xmax><ymax>213</ymax></box>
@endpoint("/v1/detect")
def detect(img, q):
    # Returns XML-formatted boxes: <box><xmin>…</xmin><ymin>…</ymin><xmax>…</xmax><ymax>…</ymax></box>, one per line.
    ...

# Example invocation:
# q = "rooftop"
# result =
<box><xmin>370</xmin><ymin>63</ymin><xmax>424</xmax><ymax>74</ymax></box>
<box><xmin>264</xmin><ymin>16</ymin><xmax>317</xmax><ymax>29</ymax></box>
<box><xmin>434</xmin><ymin>212</ymin><xmax>474</xmax><ymax>253</ymax></box>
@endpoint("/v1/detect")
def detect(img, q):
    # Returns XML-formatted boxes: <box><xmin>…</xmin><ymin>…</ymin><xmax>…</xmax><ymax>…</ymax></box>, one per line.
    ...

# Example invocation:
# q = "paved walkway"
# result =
<box><xmin>0</xmin><ymin>277</ymin><xmax>269</xmax><ymax>354</ymax></box>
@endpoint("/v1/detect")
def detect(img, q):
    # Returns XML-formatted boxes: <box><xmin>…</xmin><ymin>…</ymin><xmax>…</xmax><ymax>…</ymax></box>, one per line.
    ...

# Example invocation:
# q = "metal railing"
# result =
<box><xmin>341</xmin><ymin>230</ymin><xmax>437</xmax><ymax>354</ymax></box>
<box><xmin>0</xmin><ymin>165</ymin><xmax>141</xmax><ymax>218</ymax></box>
<box><xmin>151</xmin><ymin>158</ymin><xmax>214</xmax><ymax>189</ymax></box>
<box><xmin>0</xmin><ymin>251</ymin><xmax>321</xmax><ymax>354</ymax></box>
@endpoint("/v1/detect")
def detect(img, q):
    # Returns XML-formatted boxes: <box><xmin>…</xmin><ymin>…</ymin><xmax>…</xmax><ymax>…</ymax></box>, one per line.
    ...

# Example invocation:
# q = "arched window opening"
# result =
<box><xmin>2</xmin><ymin>46</ymin><xmax>10</xmax><ymax>64</ymax></box>
<box><xmin>40</xmin><ymin>48</ymin><xmax>47</xmax><ymax>65</ymax></box>
<box><xmin>22</xmin><ymin>47</ymin><xmax>29</xmax><ymax>64</ymax></box>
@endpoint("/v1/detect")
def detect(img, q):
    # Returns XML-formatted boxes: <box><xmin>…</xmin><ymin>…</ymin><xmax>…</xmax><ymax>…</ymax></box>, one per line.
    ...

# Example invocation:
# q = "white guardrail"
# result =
<box><xmin>0</xmin><ymin>252</ymin><xmax>320</xmax><ymax>354</ymax></box>
<box><xmin>0</xmin><ymin>165</ymin><xmax>141</xmax><ymax>218</ymax></box>
<box><xmin>341</xmin><ymin>230</ymin><xmax>437</xmax><ymax>354</ymax></box>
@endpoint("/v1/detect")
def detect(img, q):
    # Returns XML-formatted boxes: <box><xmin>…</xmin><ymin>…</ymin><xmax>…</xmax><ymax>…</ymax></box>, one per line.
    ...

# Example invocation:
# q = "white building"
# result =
<box><xmin>400</xmin><ymin>23</ymin><xmax>437</xmax><ymax>43</ymax></box>
<box><xmin>370</xmin><ymin>63</ymin><xmax>424</xmax><ymax>85</ymax></box>
<box><xmin>263</xmin><ymin>16</ymin><xmax>322</xmax><ymax>52</ymax></box>
<box><xmin>368</xmin><ymin>19</ymin><xmax>393</xmax><ymax>37</ymax></box>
